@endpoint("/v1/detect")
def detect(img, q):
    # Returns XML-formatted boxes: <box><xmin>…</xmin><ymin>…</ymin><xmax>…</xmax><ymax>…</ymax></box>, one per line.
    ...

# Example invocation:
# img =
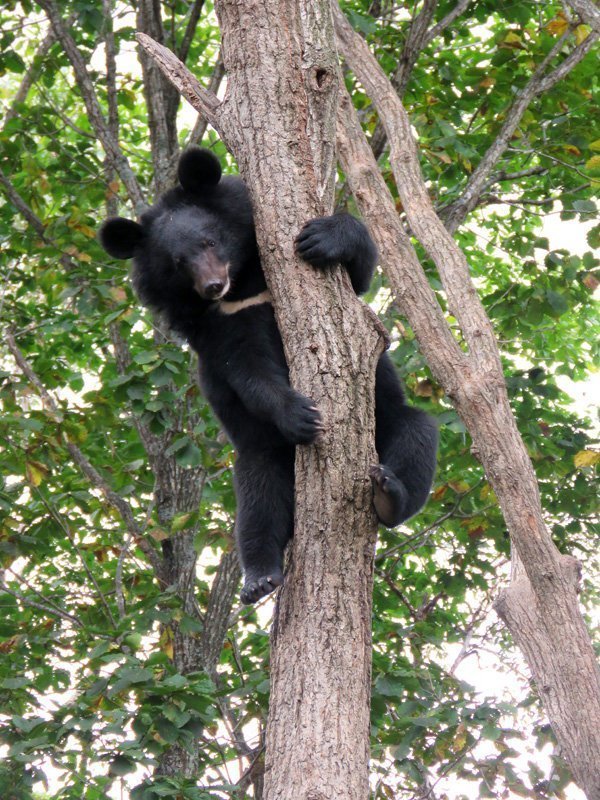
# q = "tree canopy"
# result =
<box><xmin>0</xmin><ymin>1</ymin><xmax>598</xmax><ymax>799</ymax></box>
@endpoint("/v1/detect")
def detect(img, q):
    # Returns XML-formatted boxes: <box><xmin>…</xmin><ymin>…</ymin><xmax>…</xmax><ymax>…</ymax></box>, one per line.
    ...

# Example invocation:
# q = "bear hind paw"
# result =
<box><xmin>240</xmin><ymin>569</ymin><xmax>284</xmax><ymax>605</ymax></box>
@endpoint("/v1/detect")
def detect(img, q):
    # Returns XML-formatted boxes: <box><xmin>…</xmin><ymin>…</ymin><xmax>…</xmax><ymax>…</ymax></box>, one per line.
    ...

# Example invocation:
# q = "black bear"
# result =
<box><xmin>99</xmin><ymin>147</ymin><xmax>438</xmax><ymax>604</ymax></box>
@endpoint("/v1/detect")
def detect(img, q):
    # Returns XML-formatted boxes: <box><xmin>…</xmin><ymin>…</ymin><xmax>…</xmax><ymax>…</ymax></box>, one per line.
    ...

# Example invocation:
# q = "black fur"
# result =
<box><xmin>98</xmin><ymin>147</ymin><xmax>438</xmax><ymax>604</ymax></box>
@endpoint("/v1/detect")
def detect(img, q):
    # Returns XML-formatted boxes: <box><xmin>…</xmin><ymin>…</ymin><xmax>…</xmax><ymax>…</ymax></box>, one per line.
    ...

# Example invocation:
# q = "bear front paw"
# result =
<box><xmin>294</xmin><ymin>217</ymin><xmax>343</xmax><ymax>269</ymax></box>
<box><xmin>240</xmin><ymin>570</ymin><xmax>284</xmax><ymax>605</ymax></box>
<box><xmin>279</xmin><ymin>393</ymin><xmax>324</xmax><ymax>444</ymax></box>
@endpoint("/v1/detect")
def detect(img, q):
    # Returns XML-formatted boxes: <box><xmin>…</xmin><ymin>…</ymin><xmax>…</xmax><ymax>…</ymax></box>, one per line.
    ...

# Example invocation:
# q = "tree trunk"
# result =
<box><xmin>211</xmin><ymin>4</ymin><xmax>386</xmax><ymax>797</ymax></box>
<box><xmin>138</xmin><ymin>1</ymin><xmax>386</xmax><ymax>796</ymax></box>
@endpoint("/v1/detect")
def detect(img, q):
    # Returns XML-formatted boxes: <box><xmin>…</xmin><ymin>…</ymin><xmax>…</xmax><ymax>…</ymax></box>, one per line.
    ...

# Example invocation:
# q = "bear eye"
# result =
<box><xmin>207</xmin><ymin>239</ymin><xmax>215</xmax><ymax>248</ymax></box>
<box><xmin>174</xmin><ymin>256</ymin><xmax>185</xmax><ymax>269</ymax></box>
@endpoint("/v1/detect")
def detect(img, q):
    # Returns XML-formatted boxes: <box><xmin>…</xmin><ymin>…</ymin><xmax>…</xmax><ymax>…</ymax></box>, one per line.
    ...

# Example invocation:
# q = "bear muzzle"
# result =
<box><xmin>190</xmin><ymin>256</ymin><xmax>231</xmax><ymax>300</ymax></box>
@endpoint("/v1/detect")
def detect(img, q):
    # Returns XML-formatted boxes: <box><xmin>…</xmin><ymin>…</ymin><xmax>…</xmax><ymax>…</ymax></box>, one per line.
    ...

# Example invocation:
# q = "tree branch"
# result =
<box><xmin>136</xmin><ymin>0</ymin><xmax>181</xmax><ymax>193</ymax></box>
<box><xmin>177</xmin><ymin>0</ymin><xmax>207</xmax><ymax>63</ymax></box>
<box><xmin>188</xmin><ymin>53</ymin><xmax>225</xmax><ymax>145</ymax></box>
<box><xmin>6</xmin><ymin>331</ymin><xmax>163</xmax><ymax>576</ymax></box>
<box><xmin>369</xmin><ymin>0</ymin><xmax>471</xmax><ymax>160</ymax></box>
<box><xmin>2</xmin><ymin>13</ymin><xmax>75</xmax><ymax>128</ymax></box>
<box><xmin>423</xmin><ymin>0</ymin><xmax>471</xmax><ymax>47</ymax></box>
<box><xmin>334</xmin><ymin>8</ymin><xmax>600</xmax><ymax>792</ymax></box>
<box><xmin>37</xmin><ymin>0</ymin><xmax>146</xmax><ymax>215</ymax></box>
<box><xmin>135</xmin><ymin>33</ymin><xmax>224</xmax><ymax>140</ymax></box>
<box><xmin>440</xmin><ymin>27</ymin><xmax>598</xmax><ymax>232</ymax></box>
<box><xmin>0</xmin><ymin>578</ymin><xmax>84</xmax><ymax>628</ymax></box>
<box><xmin>567</xmin><ymin>0</ymin><xmax>600</xmax><ymax>33</ymax></box>
<box><xmin>0</xmin><ymin>167</ymin><xmax>47</xmax><ymax>239</ymax></box>
<box><xmin>198</xmin><ymin>548</ymin><xmax>241</xmax><ymax>677</ymax></box>
<box><xmin>336</xmin><ymin>91</ymin><xmax>468</xmax><ymax>398</ymax></box>
<box><xmin>334</xmin><ymin>3</ymin><xmax>502</xmax><ymax>373</ymax></box>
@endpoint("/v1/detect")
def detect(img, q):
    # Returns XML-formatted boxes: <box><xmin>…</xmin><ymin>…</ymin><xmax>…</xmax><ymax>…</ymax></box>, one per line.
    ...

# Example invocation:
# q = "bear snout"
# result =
<box><xmin>190</xmin><ymin>254</ymin><xmax>230</xmax><ymax>300</ymax></box>
<box><xmin>204</xmin><ymin>280</ymin><xmax>227</xmax><ymax>299</ymax></box>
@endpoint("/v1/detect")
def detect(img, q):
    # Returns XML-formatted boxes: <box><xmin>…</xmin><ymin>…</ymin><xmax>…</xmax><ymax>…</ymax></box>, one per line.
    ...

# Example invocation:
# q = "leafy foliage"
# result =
<box><xmin>0</xmin><ymin>1</ymin><xmax>598</xmax><ymax>799</ymax></box>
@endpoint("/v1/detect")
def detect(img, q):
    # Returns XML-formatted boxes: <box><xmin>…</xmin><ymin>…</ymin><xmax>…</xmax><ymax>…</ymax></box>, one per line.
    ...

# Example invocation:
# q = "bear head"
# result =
<box><xmin>98</xmin><ymin>148</ymin><xmax>257</xmax><ymax>313</ymax></box>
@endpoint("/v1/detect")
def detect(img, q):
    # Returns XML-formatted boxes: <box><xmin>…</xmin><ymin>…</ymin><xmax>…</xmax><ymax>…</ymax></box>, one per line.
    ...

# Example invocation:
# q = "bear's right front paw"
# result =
<box><xmin>279</xmin><ymin>394</ymin><xmax>325</xmax><ymax>444</ymax></box>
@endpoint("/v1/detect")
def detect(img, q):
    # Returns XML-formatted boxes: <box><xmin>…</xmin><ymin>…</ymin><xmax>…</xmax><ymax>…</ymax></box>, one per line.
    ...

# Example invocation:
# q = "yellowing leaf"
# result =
<box><xmin>448</xmin><ymin>480</ymin><xmax>470</xmax><ymax>494</ymax></box>
<box><xmin>575</xmin><ymin>24</ymin><xmax>590</xmax><ymax>45</ymax></box>
<box><xmin>109</xmin><ymin>287</ymin><xmax>128</xmax><ymax>303</ymax></box>
<box><xmin>453</xmin><ymin>723</ymin><xmax>468</xmax><ymax>752</ymax></box>
<box><xmin>502</xmin><ymin>31</ymin><xmax>525</xmax><ymax>48</ymax></box>
<box><xmin>546</xmin><ymin>15</ymin><xmax>569</xmax><ymax>36</ymax></box>
<box><xmin>585</xmin><ymin>155</ymin><xmax>600</xmax><ymax>171</ymax></box>
<box><xmin>479</xmin><ymin>76</ymin><xmax>495</xmax><ymax>89</ymax></box>
<box><xmin>415</xmin><ymin>379</ymin><xmax>434</xmax><ymax>397</ymax></box>
<box><xmin>574</xmin><ymin>450</ymin><xmax>600</xmax><ymax>468</ymax></box>
<box><xmin>149</xmin><ymin>527</ymin><xmax>169</xmax><ymax>542</ymax></box>
<box><xmin>432</xmin><ymin>485</ymin><xmax>448</xmax><ymax>501</ymax></box>
<box><xmin>582</xmin><ymin>273</ymin><xmax>599</xmax><ymax>291</ymax></box>
<box><xmin>590</xmin><ymin>140</ymin><xmax>600</xmax><ymax>153</ymax></box>
<box><xmin>159</xmin><ymin>627</ymin><xmax>174</xmax><ymax>660</ymax></box>
<box><xmin>0</xmin><ymin>635</ymin><xmax>23</xmax><ymax>653</ymax></box>
<box><xmin>25</xmin><ymin>460</ymin><xmax>49</xmax><ymax>487</ymax></box>
<box><xmin>564</xmin><ymin>144</ymin><xmax>581</xmax><ymax>156</ymax></box>
<box><xmin>428</xmin><ymin>149</ymin><xmax>452</xmax><ymax>165</ymax></box>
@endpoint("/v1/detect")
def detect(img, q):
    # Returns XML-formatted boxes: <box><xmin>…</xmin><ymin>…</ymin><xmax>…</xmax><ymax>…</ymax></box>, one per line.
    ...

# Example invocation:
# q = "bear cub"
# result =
<box><xmin>99</xmin><ymin>147</ymin><xmax>438</xmax><ymax>604</ymax></box>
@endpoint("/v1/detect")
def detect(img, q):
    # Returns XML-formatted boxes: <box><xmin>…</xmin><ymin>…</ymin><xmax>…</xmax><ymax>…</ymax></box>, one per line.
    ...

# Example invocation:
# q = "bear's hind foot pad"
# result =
<box><xmin>240</xmin><ymin>570</ymin><xmax>284</xmax><ymax>605</ymax></box>
<box><xmin>369</xmin><ymin>464</ymin><xmax>407</xmax><ymax>528</ymax></box>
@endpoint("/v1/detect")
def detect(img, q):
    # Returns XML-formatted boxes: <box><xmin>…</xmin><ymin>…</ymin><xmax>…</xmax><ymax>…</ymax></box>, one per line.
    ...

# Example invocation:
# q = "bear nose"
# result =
<box><xmin>204</xmin><ymin>280</ymin><xmax>225</xmax><ymax>298</ymax></box>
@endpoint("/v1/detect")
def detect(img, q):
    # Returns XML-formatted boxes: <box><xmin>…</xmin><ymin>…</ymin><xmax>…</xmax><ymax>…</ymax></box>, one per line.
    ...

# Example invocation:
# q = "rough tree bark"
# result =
<box><xmin>333</xmin><ymin>7</ymin><xmax>600</xmax><ymax>798</ymax></box>
<box><xmin>138</xmin><ymin>0</ymin><xmax>386</xmax><ymax>797</ymax></box>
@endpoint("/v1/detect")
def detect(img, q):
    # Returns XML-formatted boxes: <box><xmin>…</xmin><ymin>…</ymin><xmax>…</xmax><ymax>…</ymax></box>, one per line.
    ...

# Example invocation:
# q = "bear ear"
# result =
<box><xmin>98</xmin><ymin>217</ymin><xmax>144</xmax><ymax>259</ymax></box>
<box><xmin>178</xmin><ymin>147</ymin><xmax>222</xmax><ymax>193</ymax></box>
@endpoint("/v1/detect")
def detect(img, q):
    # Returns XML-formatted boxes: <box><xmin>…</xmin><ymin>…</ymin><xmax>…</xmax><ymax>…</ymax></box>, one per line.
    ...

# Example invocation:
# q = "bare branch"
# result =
<box><xmin>394</xmin><ymin>0</ymin><xmax>438</xmax><ymax>100</ymax></box>
<box><xmin>2</xmin><ymin>565</ymin><xmax>82</xmax><ymax>627</ymax></box>
<box><xmin>37</xmin><ymin>0</ymin><xmax>146</xmax><ymax>215</ymax></box>
<box><xmin>199</xmin><ymin>549</ymin><xmax>241</xmax><ymax>676</ymax></box>
<box><xmin>568</xmin><ymin>0</ymin><xmax>600</xmax><ymax>33</ymax></box>
<box><xmin>136</xmin><ymin>0</ymin><xmax>181</xmax><ymax>193</ymax></box>
<box><xmin>441</xmin><ymin>27</ymin><xmax>598</xmax><ymax>232</ymax></box>
<box><xmin>336</xmin><ymin>91</ymin><xmax>468</xmax><ymax>397</ymax></box>
<box><xmin>334</xmin><ymin>3</ymin><xmax>501</xmax><ymax>372</ymax></box>
<box><xmin>135</xmin><ymin>33</ymin><xmax>223</xmax><ymax>139</ymax></box>
<box><xmin>0</xmin><ymin>576</ymin><xmax>83</xmax><ymax>628</ymax></box>
<box><xmin>0</xmin><ymin>167</ymin><xmax>47</xmax><ymax>239</ymax></box>
<box><xmin>36</xmin><ymin>491</ymin><xmax>118</xmax><ymax>628</ymax></box>
<box><xmin>423</xmin><ymin>0</ymin><xmax>471</xmax><ymax>47</ymax></box>
<box><xmin>369</xmin><ymin>0</ymin><xmax>471</xmax><ymax>160</ymax></box>
<box><xmin>6</xmin><ymin>331</ymin><xmax>163</xmax><ymax>576</ymax></box>
<box><xmin>178</xmin><ymin>0</ymin><xmax>207</xmax><ymax>63</ymax></box>
<box><xmin>102</xmin><ymin>0</ymin><xmax>120</xmax><ymax>216</ymax></box>
<box><xmin>2</xmin><ymin>14</ymin><xmax>76</xmax><ymax>128</ymax></box>
<box><xmin>482</xmin><ymin>165</ymin><xmax>548</xmax><ymax>190</ymax></box>
<box><xmin>188</xmin><ymin>53</ymin><xmax>225</xmax><ymax>145</ymax></box>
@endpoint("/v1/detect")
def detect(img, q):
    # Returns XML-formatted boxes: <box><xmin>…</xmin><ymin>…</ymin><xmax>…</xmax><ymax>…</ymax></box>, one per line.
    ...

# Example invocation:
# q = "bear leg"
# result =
<box><xmin>374</xmin><ymin>357</ymin><xmax>438</xmax><ymax>527</ymax></box>
<box><xmin>234</xmin><ymin>448</ymin><xmax>294</xmax><ymax>604</ymax></box>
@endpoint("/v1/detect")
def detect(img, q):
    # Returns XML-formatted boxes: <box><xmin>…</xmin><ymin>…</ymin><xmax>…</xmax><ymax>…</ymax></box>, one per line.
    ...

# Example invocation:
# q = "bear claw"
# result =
<box><xmin>240</xmin><ymin>571</ymin><xmax>284</xmax><ymax>605</ymax></box>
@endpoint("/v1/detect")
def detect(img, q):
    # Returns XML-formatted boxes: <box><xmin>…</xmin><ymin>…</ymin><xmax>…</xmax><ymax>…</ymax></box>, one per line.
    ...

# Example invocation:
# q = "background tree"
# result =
<box><xmin>0</xmin><ymin>2</ymin><xmax>598</xmax><ymax>800</ymax></box>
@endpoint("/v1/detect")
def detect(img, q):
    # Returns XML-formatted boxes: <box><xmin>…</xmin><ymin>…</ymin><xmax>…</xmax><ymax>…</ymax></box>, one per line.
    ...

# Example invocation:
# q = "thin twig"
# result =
<box><xmin>6</xmin><ymin>331</ymin><xmax>163</xmax><ymax>575</ymax></box>
<box><xmin>37</xmin><ymin>0</ymin><xmax>146</xmax><ymax>214</ymax></box>
<box><xmin>441</xmin><ymin>27</ymin><xmax>598</xmax><ymax>231</ymax></box>
<box><xmin>0</xmin><ymin>579</ymin><xmax>83</xmax><ymax>627</ymax></box>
